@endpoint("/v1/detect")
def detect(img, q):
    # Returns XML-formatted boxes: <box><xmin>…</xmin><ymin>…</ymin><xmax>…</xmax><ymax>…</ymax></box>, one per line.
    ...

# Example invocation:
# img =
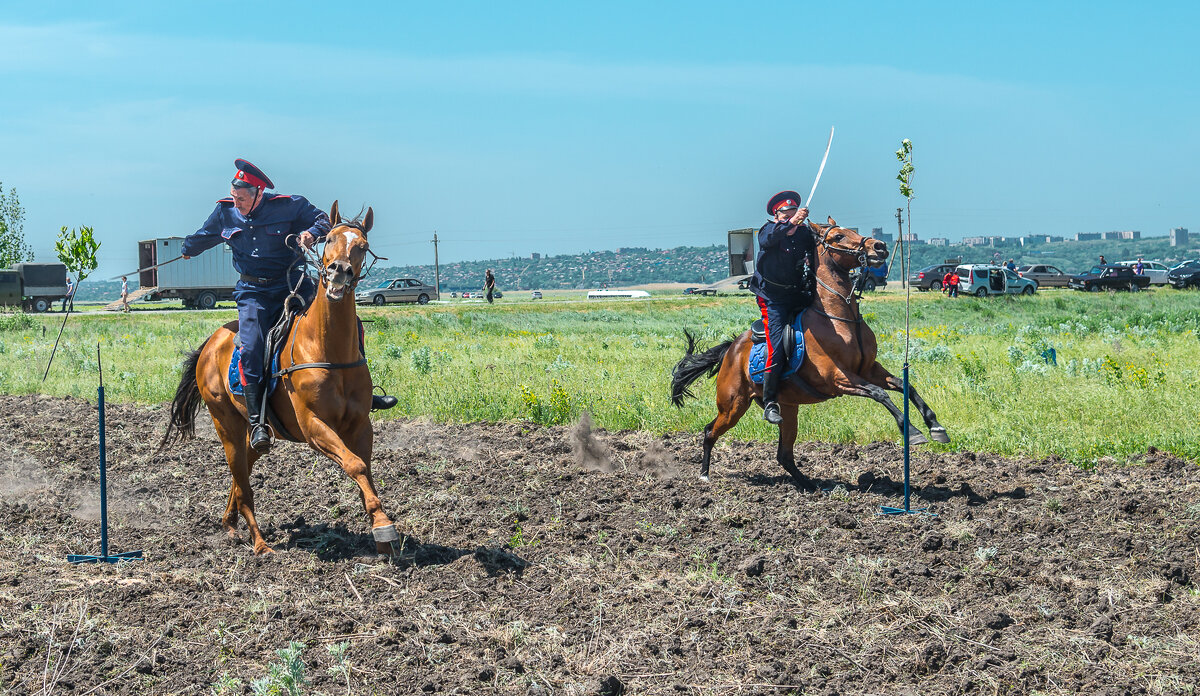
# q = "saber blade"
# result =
<box><xmin>805</xmin><ymin>126</ymin><xmax>835</xmax><ymax>210</ymax></box>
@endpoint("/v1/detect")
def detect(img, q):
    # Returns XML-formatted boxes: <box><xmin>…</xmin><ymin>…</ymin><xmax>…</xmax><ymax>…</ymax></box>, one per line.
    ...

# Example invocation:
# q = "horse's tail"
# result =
<box><xmin>670</xmin><ymin>330</ymin><xmax>735</xmax><ymax>407</ymax></box>
<box><xmin>159</xmin><ymin>337</ymin><xmax>210</xmax><ymax>451</ymax></box>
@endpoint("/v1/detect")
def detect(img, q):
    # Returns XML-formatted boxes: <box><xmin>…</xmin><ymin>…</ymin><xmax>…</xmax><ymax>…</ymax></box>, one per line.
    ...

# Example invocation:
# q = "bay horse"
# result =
<box><xmin>161</xmin><ymin>202</ymin><xmax>399</xmax><ymax>555</ymax></box>
<box><xmin>670</xmin><ymin>218</ymin><xmax>949</xmax><ymax>485</ymax></box>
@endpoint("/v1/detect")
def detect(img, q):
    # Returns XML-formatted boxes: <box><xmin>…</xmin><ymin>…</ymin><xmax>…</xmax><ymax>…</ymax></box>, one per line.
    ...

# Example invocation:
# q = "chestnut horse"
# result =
<box><xmin>161</xmin><ymin>202</ymin><xmax>399</xmax><ymax>555</ymax></box>
<box><xmin>670</xmin><ymin>218</ymin><xmax>949</xmax><ymax>485</ymax></box>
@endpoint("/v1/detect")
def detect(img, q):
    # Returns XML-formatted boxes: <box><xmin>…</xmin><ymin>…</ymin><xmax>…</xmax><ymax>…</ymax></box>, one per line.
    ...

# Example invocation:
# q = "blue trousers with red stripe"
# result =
<box><xmin>232</xmin><ymin>271</ymin><xmax>315</xmax><ymax>386</ymax></box>
<box><xmin>756</xmin><ymin>295</ymin><xmax>803</xmax><ymax>400</ymax></box>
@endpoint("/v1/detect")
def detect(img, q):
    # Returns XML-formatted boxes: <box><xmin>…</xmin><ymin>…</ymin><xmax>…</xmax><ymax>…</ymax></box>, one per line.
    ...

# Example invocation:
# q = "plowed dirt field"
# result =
<box><xmin>2</xmin><ymin>394</ymin><xmax>1198</xmax><ymax>695</ymax></box>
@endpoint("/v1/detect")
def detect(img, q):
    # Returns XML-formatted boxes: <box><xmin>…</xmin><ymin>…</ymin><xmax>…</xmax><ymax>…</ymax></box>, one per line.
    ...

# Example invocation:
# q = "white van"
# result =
<box><xmin>955</xmin><ymin>264</ymin><xmax>1037</xmax><ymax>296</ymax></box>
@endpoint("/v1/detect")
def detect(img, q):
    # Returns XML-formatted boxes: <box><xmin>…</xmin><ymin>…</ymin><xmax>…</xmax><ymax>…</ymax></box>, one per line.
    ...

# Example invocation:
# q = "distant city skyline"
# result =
<box><xmin>1</xmin><ymin>2</ymin><xmax>1197</xmax><ymax>277</ymax></box>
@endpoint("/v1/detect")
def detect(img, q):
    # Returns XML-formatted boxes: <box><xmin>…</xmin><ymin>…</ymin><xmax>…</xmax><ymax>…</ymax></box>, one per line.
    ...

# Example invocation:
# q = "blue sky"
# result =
<box><xmin>1</xmin><ymin>1</ymin><xmax>1197</xmax><ymax>277</ymax></box>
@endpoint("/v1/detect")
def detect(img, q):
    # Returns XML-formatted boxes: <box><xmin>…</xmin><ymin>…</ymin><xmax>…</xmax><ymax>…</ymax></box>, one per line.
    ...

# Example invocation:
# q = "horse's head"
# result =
<box><xmin>320</xmin><ymin>200</ymin><xmax>373</xmax><ymax>301</ymax></box>
<box><xmin>811</xmin><ymin>216</ymin><xmax>889</xmax><ymax>271</ymax></box>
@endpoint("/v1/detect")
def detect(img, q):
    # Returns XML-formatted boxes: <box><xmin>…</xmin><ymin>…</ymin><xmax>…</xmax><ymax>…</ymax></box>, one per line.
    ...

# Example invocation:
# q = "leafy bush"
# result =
<box><xmin>411</xmin><ymin>345</ymin><xmax>432</xmax><ymax>374</ymax></box>
<box><xmin>0</xmin><ymin>312</ymin><xmax>34</xmax><ymax>332</ymax></box>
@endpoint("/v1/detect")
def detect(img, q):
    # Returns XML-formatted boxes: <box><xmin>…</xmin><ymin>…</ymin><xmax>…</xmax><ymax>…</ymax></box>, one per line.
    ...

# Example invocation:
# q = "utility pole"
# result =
<box><xmin>895</xmin><ymin>208</ymin><xmax>905</xmax><ymax>289</ymax></box>
<box><xmin>432</xmin><ymin>231</ymin><xmax>441</xmax><ymax>300</ymax></box>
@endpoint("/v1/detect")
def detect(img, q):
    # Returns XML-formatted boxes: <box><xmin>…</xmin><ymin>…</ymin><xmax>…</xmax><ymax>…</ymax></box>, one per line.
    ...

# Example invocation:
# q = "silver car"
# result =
<box><xmin>355</xmin><ymin>278</ymin><xmax>436</xmax><ymax>305</ymax></box>
<box><xmin>1016</xmin><ymin>264</ymin><xmax>1070</xmax><ymax>288</ymax></box>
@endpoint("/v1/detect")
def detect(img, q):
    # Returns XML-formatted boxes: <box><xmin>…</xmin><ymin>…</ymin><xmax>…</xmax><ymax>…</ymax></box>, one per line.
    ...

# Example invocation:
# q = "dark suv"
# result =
<box><xmin>909</xmin><ymin>264</ymin><xmax>959</xmax><ymax>291</ymax></box>
<box><xmin>1168</xmin><ymin>261</ymin><xmax>1200</xmax><ymax>289</ymax></box>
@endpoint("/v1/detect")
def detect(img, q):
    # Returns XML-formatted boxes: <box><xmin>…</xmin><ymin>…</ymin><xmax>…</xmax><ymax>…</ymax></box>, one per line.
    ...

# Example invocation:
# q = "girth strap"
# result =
<box><xmin>274</xmin><ymin>358</ymin><xmax>367</xmax><ymax>378</ymax></box>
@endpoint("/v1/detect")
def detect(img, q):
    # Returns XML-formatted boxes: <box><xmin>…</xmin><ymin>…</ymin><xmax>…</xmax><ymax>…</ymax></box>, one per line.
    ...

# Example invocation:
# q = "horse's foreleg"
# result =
<box><xmin>839</xmin><ymin>378</ymin><xmax>928</xmax><ymax>445</ymax></box>
<box><xmin>701</xmin><ymin>371</ymin><xmax>753</xmax><ymax>482</ymax></box>
<box><xmin>776</xmin><ymin>403</ymin><xmax>813</xmax><ymax>488</ymax></box>
<box><xmin>303</xmin><ymin>417</ymin><xmax>396</xmax><ymax>554</ymax></box>
<box><xmin>864</xmin><ymin>363</ymin><xmax>949</xmax><ymax>443</ymax></box>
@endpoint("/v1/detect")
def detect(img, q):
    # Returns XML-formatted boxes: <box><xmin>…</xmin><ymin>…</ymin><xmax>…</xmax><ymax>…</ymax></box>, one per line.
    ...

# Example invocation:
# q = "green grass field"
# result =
<box><xmin>3</xmin><ymin>288</ymin><xmax>1199</xmax><ymax>465</ymax></box>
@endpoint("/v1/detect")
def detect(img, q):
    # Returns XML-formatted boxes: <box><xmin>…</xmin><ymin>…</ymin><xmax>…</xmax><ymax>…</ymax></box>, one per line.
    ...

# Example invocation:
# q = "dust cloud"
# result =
<box><xmin>569</xmin><ymin>413</ymin><xmax>614</xmax><ymax>473</ymax></box>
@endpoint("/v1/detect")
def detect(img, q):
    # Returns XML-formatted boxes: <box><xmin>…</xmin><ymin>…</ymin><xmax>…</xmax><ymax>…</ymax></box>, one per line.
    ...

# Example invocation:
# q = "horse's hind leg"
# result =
<box><xmin>700</xmin><ymin>372</ymin><xmax>753</xmax><ymax>482</ymax></box>
<box><xmin>865</xmin><ymin>362</ymin><xmax>949</xmax><ymax>443</ymax></box>
<box><xmin>213</xmin><ymin>413</ymin><xmax>272</xmax><ymax>554</ymax></box>
<box><xmin>775</xmin><ymin>403</ymin><xmax>814</xmax><ymax>488</ymax></box>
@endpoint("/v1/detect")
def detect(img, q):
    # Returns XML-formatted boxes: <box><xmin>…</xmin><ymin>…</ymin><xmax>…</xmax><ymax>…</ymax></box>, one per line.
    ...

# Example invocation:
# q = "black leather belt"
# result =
<box><xmin>239</xmin><ymin>267</ymin><xmax>304</xmax><ymax>285</ymax></box>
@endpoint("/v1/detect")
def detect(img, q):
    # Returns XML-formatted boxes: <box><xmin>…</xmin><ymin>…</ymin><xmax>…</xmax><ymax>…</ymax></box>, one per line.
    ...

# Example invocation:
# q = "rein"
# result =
<box><xmin>811</xmin><ymin>224</ymin><xmax>869</xmax><ymax>319</ymax></box>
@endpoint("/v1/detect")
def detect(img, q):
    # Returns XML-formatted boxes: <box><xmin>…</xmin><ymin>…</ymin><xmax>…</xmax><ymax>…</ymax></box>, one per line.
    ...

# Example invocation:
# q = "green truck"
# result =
<box><xmin>0</xmin><ymin>263</ymin><xmax>70</xmax><ymax>312</ymax></box>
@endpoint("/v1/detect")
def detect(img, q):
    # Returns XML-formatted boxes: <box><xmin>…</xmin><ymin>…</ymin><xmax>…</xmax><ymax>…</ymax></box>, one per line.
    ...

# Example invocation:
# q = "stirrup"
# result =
<box><xmin>249</xmin><ymin>423</ymin><xmax>273</xmax><ymax>453</ymax></box>
<box><xmin>371</xmin><ymin>387</ymin><xmax>397</xmax><ymax>411</ymax></box>
<box><xmin>763</xmin><ymin>401</ymin><xmax>783</xmax><ymax>425</ymax></box>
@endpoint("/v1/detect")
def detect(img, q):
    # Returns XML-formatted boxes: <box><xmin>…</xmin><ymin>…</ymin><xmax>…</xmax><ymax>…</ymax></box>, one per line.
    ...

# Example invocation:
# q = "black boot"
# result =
<box><xmin>242</xmin><ymin>383</ymin><xmax>272</xmax><ymax>453</ymax></box>
<box><xmin>762</xmin><ymin>349</ymin><xmax>786</xmax><ymax>426</ymax></box>
<box><xmin>371</xmin><ymin>394</ymin><xmax>398</xmax><ymax>410</ymax></box>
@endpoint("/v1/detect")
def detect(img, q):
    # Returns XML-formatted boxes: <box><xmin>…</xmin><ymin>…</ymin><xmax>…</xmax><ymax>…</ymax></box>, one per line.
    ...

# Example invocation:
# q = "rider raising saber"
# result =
<box><xmin>181</xmin><ymin>159</ymin><xmax>397</xmax><ymax>453</ymax></box>
<box><xmin>747</xmin><ymin>191</ymin><xmax>817</xmax><ymax>425</ymax></box>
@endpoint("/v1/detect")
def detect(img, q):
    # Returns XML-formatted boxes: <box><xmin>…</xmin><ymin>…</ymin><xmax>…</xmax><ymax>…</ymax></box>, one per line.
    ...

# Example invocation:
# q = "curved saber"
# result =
<box><xmin>804</xmin><ymin>126</ymin><xmax>835</xmax><ymax>210</ymax></box>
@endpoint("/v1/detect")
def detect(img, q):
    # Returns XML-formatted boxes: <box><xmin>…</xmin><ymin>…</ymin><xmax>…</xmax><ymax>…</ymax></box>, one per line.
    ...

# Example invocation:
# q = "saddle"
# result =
<box><xmin>747</xmin><ymin>311</ymin><xmax>806</xmax><ymax>384</ymax></box>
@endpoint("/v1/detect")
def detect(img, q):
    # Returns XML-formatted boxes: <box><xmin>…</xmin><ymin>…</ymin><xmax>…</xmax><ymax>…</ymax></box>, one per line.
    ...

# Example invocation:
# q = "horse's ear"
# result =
<box><xmin>827</xmin><ymin>216</ymin><xmax>837</xmax><ymax>227</ymax></box>
<box><xmin>362</xmin><ymin>207</ymin><xmax>374</xmax><ymax>235</ymax></box>
<box><xmin>330</xmin><ymin>200</ymin><xmax>341</xmax><ymax>226</ymax></box>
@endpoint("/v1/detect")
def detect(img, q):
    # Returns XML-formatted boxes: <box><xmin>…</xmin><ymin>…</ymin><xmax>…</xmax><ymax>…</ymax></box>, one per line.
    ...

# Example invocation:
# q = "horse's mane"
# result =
<box><xmin>333</xmin><ymin>208</ymin><xmax>369</xmax><ymax>232</ymax></box>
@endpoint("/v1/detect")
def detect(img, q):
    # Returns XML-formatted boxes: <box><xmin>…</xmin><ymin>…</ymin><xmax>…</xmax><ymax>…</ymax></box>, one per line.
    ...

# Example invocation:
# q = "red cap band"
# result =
<box><xmin>771</xmin><ymin>199</ymin><xmax>798</xmax><ymax>214</ymax></box>
<box><xmin>235</xmin><ymin>169</ymin><xmax>268</xmax><ymax>189</ymax></box>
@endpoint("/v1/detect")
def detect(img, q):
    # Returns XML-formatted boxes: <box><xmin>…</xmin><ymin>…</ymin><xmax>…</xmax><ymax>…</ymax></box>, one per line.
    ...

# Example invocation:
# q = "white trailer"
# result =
<box><xmin>138</xmin><ymin>237</ymin><xmax>240</xmax><ymax>309</ymax></box>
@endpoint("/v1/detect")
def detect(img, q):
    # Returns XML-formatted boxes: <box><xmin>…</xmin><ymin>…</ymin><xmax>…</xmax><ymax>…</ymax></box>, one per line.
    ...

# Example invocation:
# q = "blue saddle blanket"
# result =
<box><xmin>228</xmin><ymin>345</ymin><xmax>282</xmax><ymax>397</ymax></box>
<box><xmin>748</xmin><ymin>312</ymin><xmax>806</xmax><ymax>384</ymax></box>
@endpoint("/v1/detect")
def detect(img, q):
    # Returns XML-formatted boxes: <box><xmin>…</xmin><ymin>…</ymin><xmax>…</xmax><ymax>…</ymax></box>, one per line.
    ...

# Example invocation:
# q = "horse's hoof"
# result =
<box><xmin>699</xmin><ymin>474</ymin><xmax>710</xmax><ymax>483</ymax></box>
<box><xmin>908</xmin><ymin>431</ymin><xmax>929</xmax><ymax>446</ymax></box>
<box><xmin>930</xmin><ymin>427</ymin><xmax>950</xmax><ymax>443</ymax></box>
<box><xmin>372</xmin><ymin>524</ymin><xmax>400</xmax><ymax>543</ymax></box>
<box><xmin>254</xmin><ymin>545</ymin><xmax>275</xmax><ymax>556</ymax></box>
<box><xmin>376</xmin><ymin>541</ymin><xmax>398</xmax><ymax>556</ymax></box>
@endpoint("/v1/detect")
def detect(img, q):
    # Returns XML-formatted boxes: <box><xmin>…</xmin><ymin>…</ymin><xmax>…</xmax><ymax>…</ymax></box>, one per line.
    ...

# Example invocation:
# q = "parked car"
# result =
<box><xmin>682</xmin><ymin>287</ymin><xmax>699</xmax><ymax>295</ymax></box>
<box><xmin>1067</xmin><ymin>265</ymin><xmax>1151</xmax><ymax>292</ymax></box>
<box><xmin>955</xmin><ymin>264</ymin><xmax>1038</xmax><ymax>296</ymax></box>
<box><xmin>531</xmin><ymin>290</ymin><xmax>543</xmax><ymax>299</ymax></box>
<box><xmin>851</xmin><ymin>263</ymin><xmax>888</xmax><ymax>291</ymax></box>
<box><xmin>1016</xmin><ymin>264</ymin><xmax>1070</xmax><ymax>288</ymax></box>
<box><xmin>1114</xmin><ymin>260</ymin><xmax>1169</xmax><ymax>285</ymax></box>
<box><xmin>355</xmin><ymin>277</ymin><xmax>436</xmax><ymax>305</ymax></box>
<box><xmin>909</xmin><ymin>263</ymin><xmax>959</xmax><ymax>291</ymax></box>
<box><xmin>1167</xmin><ymin>261</ymin><xmax>1200</xmax><ymax>289</ymax></box>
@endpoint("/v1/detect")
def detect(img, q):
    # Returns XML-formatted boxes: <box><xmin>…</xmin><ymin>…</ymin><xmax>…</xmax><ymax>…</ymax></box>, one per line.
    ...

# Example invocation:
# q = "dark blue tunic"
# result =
<box><xmin>748</xmin><ymin>221</ymin><xmax>817</xmax><ymax>374</ymax></box>
<box><xmin>182</xmin><ymin>194</ymin><xmax>331</xmax><ymax>385</ymax></box>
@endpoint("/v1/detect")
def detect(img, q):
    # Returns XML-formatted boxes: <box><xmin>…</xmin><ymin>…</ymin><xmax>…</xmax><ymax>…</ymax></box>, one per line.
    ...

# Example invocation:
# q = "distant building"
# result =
<box><xmin>962</xmin><ymin>236</ymin><xmax>988</xmax><ymax>246</ymax></box>
<box><xmin>986</xmin><ymin>236</ymin><xmax>1010</xmax><ymax>247</ymax></box>
<box><xmin>871</xmin><ymin>227</ymin><xmax>892</xmax><ymax>243</ymax></box>
<box><xmin>1170</xmin><ymin>227</ymin><xmax>1189</xmax><ymax>247</ymax></box>
<box><xmin>1019</xmin><ymin>234</ymin><xmax>1064</xmax><ymax>245</ymax></box>
<box><xmin>531</xmin><ymin>252</ymin><xmax>541</xmax><ymax>260</ymax></box>
<box><xmin>901</xmin><ymin>233</ymin><xmax>924</xmax><ymax>244</ymax></box>
<box><xmin>929</xmin><ymin>237</ymin><xmax>949</xmax><ymax>246</ymax></box>
<box><xmin>1076</xmin><ymin>232</ymin><xmax>1101</xmax><ymax>241</ymax></box>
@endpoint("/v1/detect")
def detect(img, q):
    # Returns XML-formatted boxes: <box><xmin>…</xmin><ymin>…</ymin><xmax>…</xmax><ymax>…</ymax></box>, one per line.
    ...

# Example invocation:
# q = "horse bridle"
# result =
<box><xmin>811</xmin><ymin>223</ymin><xmax>873</xmax><ymax>307</ymax></box>
<box><xmin>303</xmin><ymin>222</ymin><xmax>388</xmax><ymax>292</ymax></box>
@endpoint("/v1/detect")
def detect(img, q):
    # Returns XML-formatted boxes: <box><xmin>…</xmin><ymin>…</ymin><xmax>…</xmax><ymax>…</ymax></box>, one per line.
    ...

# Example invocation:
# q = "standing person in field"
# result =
<box><xmin>748</xmin><ymin>190</ymin><xmax>814</xmax><ymax>425</ymax></box>
<box><xmin>120</xmin><ymin>276</ymin><xmax>130</xmax><ymax>313</ymax></box>
<box><xmin>941</xmin><ymin>269</ymin><xmax>953</xmax><ymax>295</ymax></box>
<box><xmin>1099</xmin><ymin>254</ymin><xmax>1107</xmax><ymax>266</ymax></box>
<box><xmin>946</xmin><ymin>269</ymin><xmax>960</xmax><ymax>297</ymax></box>
<box><xmin>1005</xmin><ymin>259</ymin><xmax>1016</xmax><ymax>271</ymax></box>
<box><xmin>180</xmin><ymin>159</ymin><xmax>396</xmax><ymax>453</ymax></box>
<box><xmin>1134</xmin><ymin>257</ymin><xmax>1145</xmax><ymax>275</ymax></box>
<box><xmin>484</xmin><ymin>269</ymin><xmax>496</xmax><ymax>304</ymax></box>
<box><xmin>63</xmin><ymin>276</ymin><xmax>75</xmax><ymax>312</ymax></box>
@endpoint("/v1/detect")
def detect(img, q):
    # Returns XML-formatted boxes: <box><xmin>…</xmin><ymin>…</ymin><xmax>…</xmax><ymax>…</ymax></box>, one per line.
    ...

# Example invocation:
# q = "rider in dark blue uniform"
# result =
<box><xmin>182</xmin><ymin>159</ymin><xmax>395</xmax><ymax>453</ymax></box>
<box><xmin>748</xmin><ymin>191</ymin><xmax>816</xmax><ymax>425</ymax></box>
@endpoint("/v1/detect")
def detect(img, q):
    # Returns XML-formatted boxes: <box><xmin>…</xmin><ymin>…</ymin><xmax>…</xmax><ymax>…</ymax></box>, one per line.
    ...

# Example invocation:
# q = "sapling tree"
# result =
<box><xmin>44</xmin><ymin>225</ymin><xmax>102</xmax><ymax>380</ymax></box>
